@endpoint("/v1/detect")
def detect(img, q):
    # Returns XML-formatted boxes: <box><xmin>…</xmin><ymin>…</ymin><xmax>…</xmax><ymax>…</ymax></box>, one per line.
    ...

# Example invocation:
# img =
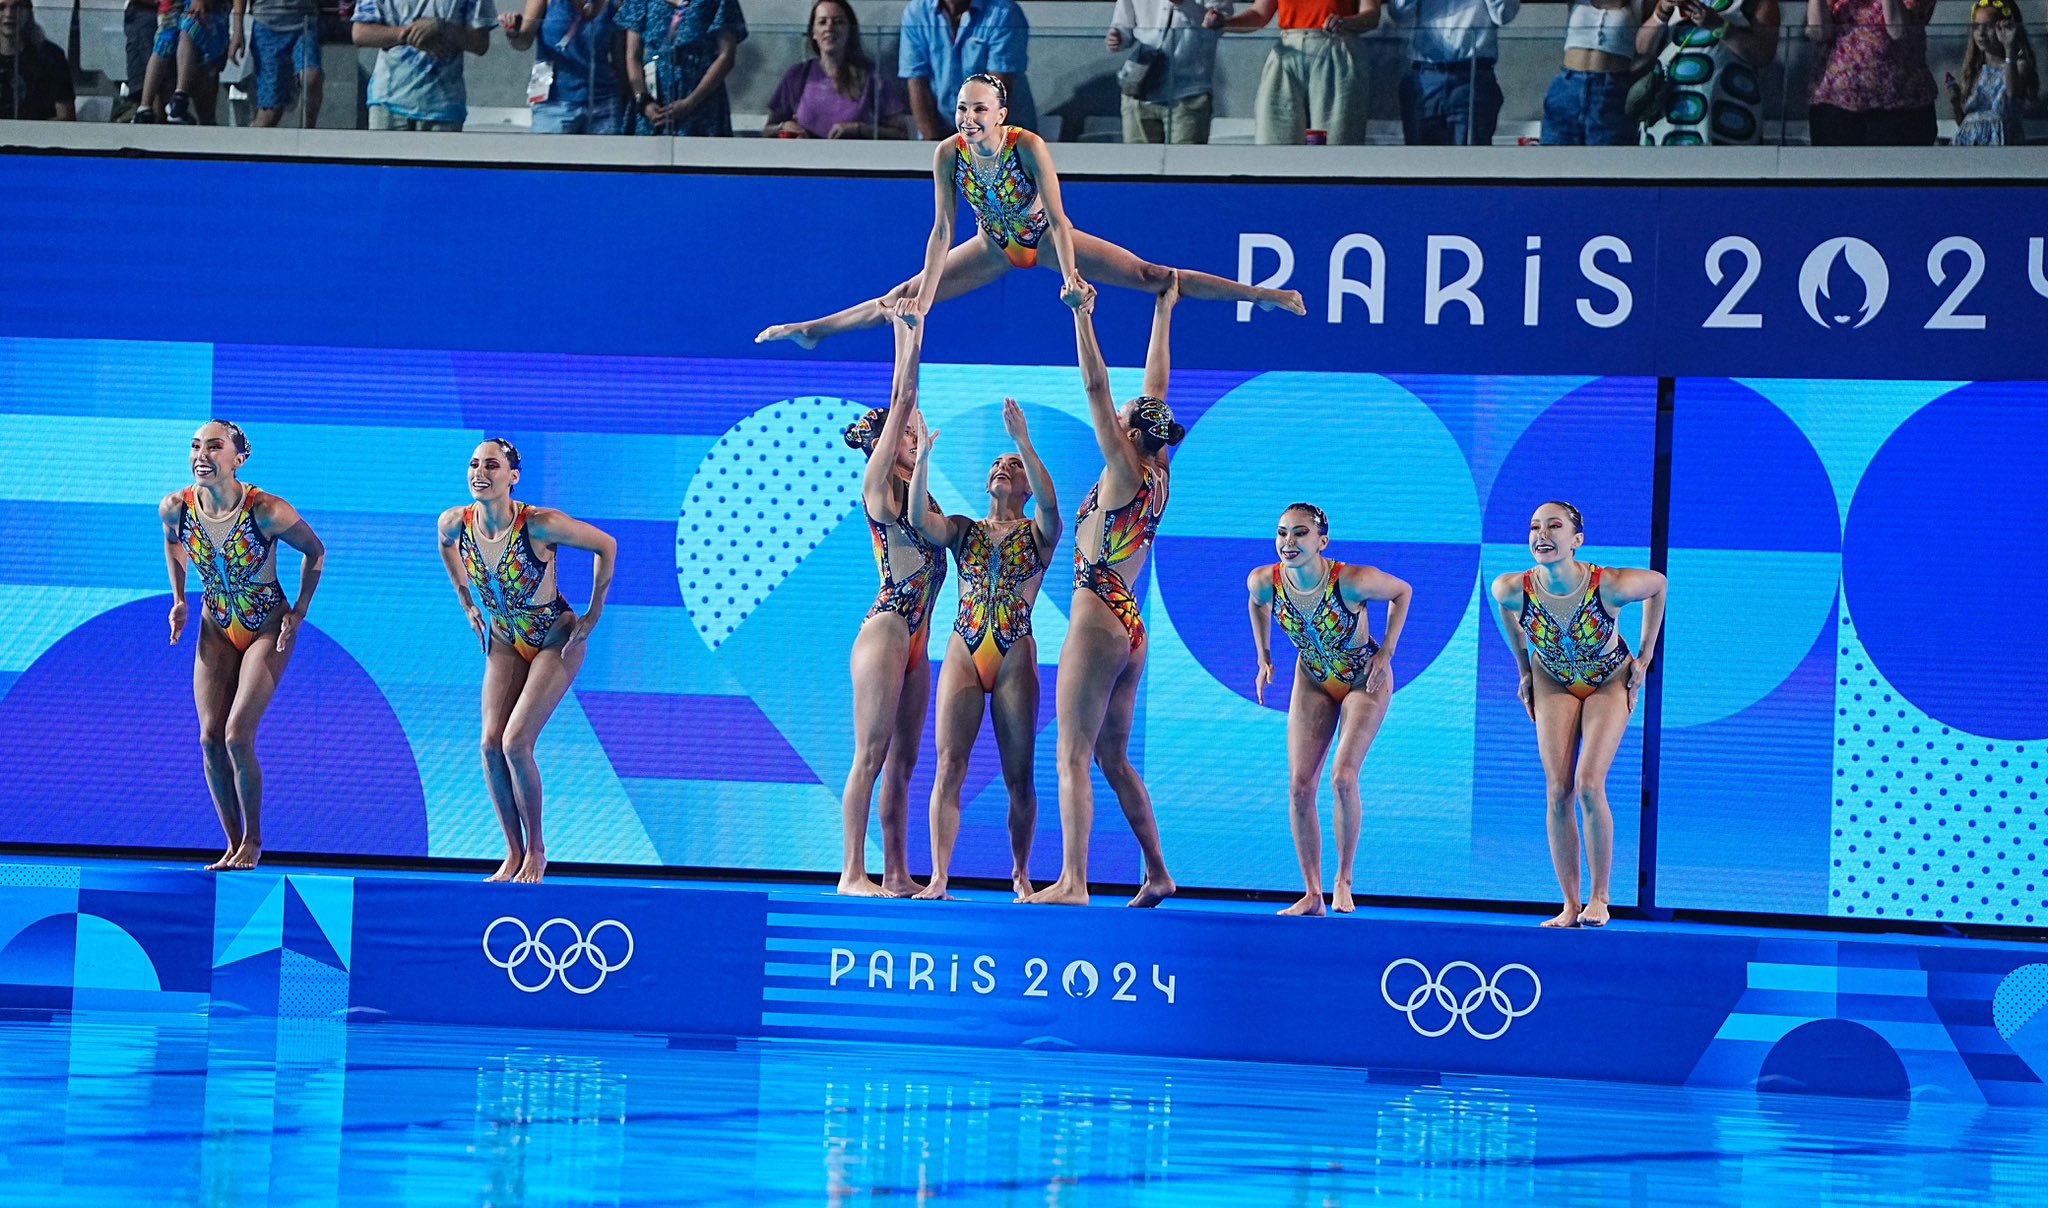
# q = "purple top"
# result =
<box><xmin>765</xmin><ymin>59</ymin><xmax>908</xmax><ymax>138</ymax></box>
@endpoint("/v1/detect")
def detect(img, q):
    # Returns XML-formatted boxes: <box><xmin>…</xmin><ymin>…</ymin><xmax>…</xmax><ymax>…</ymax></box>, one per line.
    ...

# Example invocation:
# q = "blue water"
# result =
<box><xmin>0</xmin><ymin>1013</ymin><xmax>2041</xmax><ymax>1206</ymax></box>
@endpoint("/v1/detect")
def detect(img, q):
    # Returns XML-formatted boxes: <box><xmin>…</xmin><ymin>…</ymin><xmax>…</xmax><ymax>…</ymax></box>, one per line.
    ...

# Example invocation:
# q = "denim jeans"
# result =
<box><xmin>1541</xmin><ymin>68</ymin><xmax>1633</xmax><ymax>146</ymax></box>
<box><xmin>532</xmin><ymin>98</ymin><xmax>628</xmax><ymax>135</ymax></box>
<box><xmin>1400</xmin><ymin>59</ymin><xmax>1503</xmax><ymax>146</ymax></box>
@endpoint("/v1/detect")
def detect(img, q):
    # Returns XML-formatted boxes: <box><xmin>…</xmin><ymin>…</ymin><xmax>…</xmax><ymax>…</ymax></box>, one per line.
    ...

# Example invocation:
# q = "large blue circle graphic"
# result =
<box><xmin>1843</xmin><ymin>385</ymin><xmax>2048</xmax><ymax>739</ymax></box>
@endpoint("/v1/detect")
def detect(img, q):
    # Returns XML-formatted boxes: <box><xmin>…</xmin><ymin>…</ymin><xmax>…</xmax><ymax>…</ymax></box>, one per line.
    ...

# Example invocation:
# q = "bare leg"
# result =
<box><xmin>877</xmin><ymin>646</ymin><xmax>932</xmax><ymax>897</ymax></box>
<box><xmin>1066</xmin><ymin>229</ymin><xmax>1307</xmax><ymax>315</ymax></box>
<box><xmin>1532</xmin><ymin>677</ymin><xmax>1587</xmax><ymax>927</ymax></box>
<box><xmin>1095</xmin><ymin>644</ymin><xmax>1174</xmax><ymax>908</ymax></box>
<box><xmin>301</xmin><ymin>69</ymin><xmax>325</xmax><ymax>127</ymax></box>
<box><xmin>1327</xmin><ymin>673</ymin><xmax>1394</xmax><ymax>914</ymax></box>
<box><xmin>218</xmin><ymin>617</ymin><xmax>299</xmax><ymax>871</ymax></box>
<box><xmin>841</xmin><ymin>615</ymin><xmax>913</xmax><ymax>896</ymax></box>
<box><xmin>1280</xmin><ymin>669</ymin><xmax>1338</xmax><ymax>916</ymax></box>
<box><xmin>479</xmin><ymin>641</ymin><xmax>529</xmax><ymax>881</ymax></box>
<box><xmin>498</xmin><ymin>622</ymin><xmax>591</xmax><ymax>884</ymax></box>
<box><xmin>756</xmin><ymin>240</ymin><xmax>1011</xmax><ymax>348</ymax></box>
<box><xmin>1026</xmin><ymin>603</ymin><xmax>1129</xmax><ymax>905</ymax></box>
<box><xmin>192</xmin><ymin>624</ymin><xmax>243</xmax><ymax>870</ymax></box>
<box><xmin>989</xmin><ymin>634</ymin><xmax>1041</xmax><ymax>901</ymax></box>
<box><xmin>1571</xmin><ymin>676</ymin><xmax>1632</xmax><ymax>927</ymax></box>
<box><xmin>916</xmin><ymin>644</ymin><xmax>983</xmax><ymax>900</ymax></box>
<box><xmin>140</xmin><ymin>50</ymin><xmax>173</xmax><ymax>114</ymax></box>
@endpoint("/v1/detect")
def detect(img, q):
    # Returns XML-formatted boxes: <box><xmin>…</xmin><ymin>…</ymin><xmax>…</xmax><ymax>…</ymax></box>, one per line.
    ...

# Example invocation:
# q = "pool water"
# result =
<box><xmin>0</xmin><ymin>1012</ymin><xmax>2041</xmax><ymax>1206</ymax></box>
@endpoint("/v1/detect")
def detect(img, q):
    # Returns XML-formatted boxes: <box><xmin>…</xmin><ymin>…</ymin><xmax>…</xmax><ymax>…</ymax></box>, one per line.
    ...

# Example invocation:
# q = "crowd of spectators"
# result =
<box><xmin>0</xmin><ymin>0</ymin><xmax>2037</xmax><ymax>145</ymax></box>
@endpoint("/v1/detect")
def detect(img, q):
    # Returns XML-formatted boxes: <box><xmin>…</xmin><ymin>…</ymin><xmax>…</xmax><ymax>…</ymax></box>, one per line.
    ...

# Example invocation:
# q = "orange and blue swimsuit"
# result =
<box><xmin>1074</xmin><ymin>470</ymin><xmax>1168</xmax><ymax>652</ymax></box>
<box><xmin>179</xmin><ymin>484</ymin><xmax>287</xmax><ymax>653</ymax></box>
<box><xmin>867</xmin><ymin>495</ymin><xmax>948</xmax><ymax>653</ymax></box>
<box><xmin>1520</xmin><ymin>566</ymin><xmax>1630</xmax><ymax>700</ymax></box>
<box><xmin>460</xmin><ymin>503</ymin><xmax>570</xmax><ymax>663</ymax></box>
<box><xmin>1273</xmin><ymin>561</ymin><xmax>1381</xmax><ymax>704</ymax></box>
<box><xmin>953</xmin><ymin>519</ymin><xmax>1046</xmax><ymax>692</ymax></box>
<box><xmin>954</xmin><ymin>127</ymin><xmax>1049</xmax><ymax>269</ymax></box>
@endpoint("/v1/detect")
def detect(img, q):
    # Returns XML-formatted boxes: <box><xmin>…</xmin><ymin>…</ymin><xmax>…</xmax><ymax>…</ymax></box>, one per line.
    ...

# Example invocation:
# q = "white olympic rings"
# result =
<box><xmin>482</xmin><ymin>917</ymin><xmax>635</xmax><ymax>995</ymax></box>
<box><xmin>1380</xmin><ymin>959</ymin><xmax>1542</xmax><ymax>1041</ymax></box>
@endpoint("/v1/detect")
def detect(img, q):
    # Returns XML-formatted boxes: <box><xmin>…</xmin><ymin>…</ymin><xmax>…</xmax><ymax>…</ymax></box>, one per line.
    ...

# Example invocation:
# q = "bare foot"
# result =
<box><xmin>754</xmin><ymin>323</ymin><xmax>821</xmax><ymax>350</ymax></box>
<box><xmin>204</xmin><ymin>846</ymin><xmax>240</xmax><ymax>872</ymax></box>
<box><xmin>1540</xmin><ymin>904</ymin><xmax>1581</xmax><ymax>928</ymax></box>
<box><xmin>1025</xmin><ymin>876</ymin><xmax>1090</xmax><ymax>906</ymax></box>
<box><xmin>881</xmin><ymin>874</ymin><xmax>926</xmax><ymax>898</ymax></box>
<box><xmin>1332</xmin><ymin>882</ymin><xmax>1356</xmax><ymax>914</ymax></box>
<box><xmin>912</xmin><ymin>879</ymin><xmax>953</xmax><ymax>901</ymax></box>
<box><xmin>1259</xmin><ymin>288</ymin><xmax>1307</xmax><ymax>316</ymax></box>
<box><xmin>1278</xmin><ymin>892</ymin><xmax>1326</xmax><ymax>917</ymax></box>
<box><xmin>485</xmin><ymin>854</ymin><xmax>522</xmax><ymax>883</ymax></box>
<box><xmin>1579</xmin><ymin>897</ymin><xmax>1610</xmax><ymax>928</ymax></box>
<box><xmin>222</xmin><ymin>842</ymin><xmax>262</xmax><ymax>872</ymax></box>
<box><xmin>837</xmin><ymin>873</ymin><xmax>892</xmax><ymax>897</ymax></box>
<box><xmin>1011</xmin><ymin>872</ymin><xmax>1034</xmax><ymax>903</ymax></box>
<box><xmin>1127</xmin><ymin>874</ymin><xmax>1176</xmax><ymax>909</ymax></box>
<box><xmin>512</xmin><ymin>851</ymin><xmax>547</xmax><ymax>884</ymax></box>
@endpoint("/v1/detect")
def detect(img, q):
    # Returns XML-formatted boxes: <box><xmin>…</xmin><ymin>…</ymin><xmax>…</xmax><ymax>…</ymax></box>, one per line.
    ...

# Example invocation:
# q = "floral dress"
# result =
<box><xmin>621</xmin><ymin>0</ymin><xmax>747</xmax><ymax>136</ymax></box>
<box><xmin>1954</xmin><ymin>62</ymin><xmax>2022</xmax><ymax>146</ymax></box>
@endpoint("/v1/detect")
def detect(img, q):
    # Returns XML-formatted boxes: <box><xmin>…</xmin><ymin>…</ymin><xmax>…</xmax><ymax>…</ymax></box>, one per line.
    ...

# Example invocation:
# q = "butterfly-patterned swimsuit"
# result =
<box><xmin>954</xmin><ymin>127</ymin><xmax>1049</xmax><ymax>269</ymax></box>
<box><xmin>460</xmin><ymin>503</ymin><xmax>571</xmax><ymax>663</ymax></box>
<box><xmin>179</xmin><ymin>485</ymin><xmax>287</xmax><ymax>653</ymax></box>
<box><xmin>1520</xmin><ymin>566</ymin><xmax>1630</xmax><ymax>700</ymax></box>
<box><xmin>866</xmin><ymin>493</ymin><xmax>948</xmax><ymax>655</ymax></box>
<box><xmin>953</xmin><ymin>519</ymin><xmax>1046</xmax><ymax>692</ymax></box>
<box><xmin>1074</xmin><ymin>469</ymin><xmax>1168</xmax><ymax>652</ymax></box>
<box><xmin>1273</xmin><ymin>561</ymin><xmax>1380</xmax><ymax>704</ymax></box>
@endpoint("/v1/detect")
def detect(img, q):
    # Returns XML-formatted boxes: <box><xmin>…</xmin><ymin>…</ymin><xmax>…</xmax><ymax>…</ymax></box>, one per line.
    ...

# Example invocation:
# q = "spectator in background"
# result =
<box><xmin>141</xmin><ymin>0</ymin><xmax>233</xmax><ymax>124</ymax></box>
<box><xmin>1638</xmin><ymin>0</ymin><xmax>1779</xmax><ymax>144</ymax></box>
<box><xmin>0</xmin><ymin>0</ymin><xmax>74</xmax><ymax>119</ymax></box>
<box><xmin>1804</xmin><ymin>0</ymin><xmax>1937</xmax><ymax>144</ymax></box>
<box><xmin>1949</xmin><ymin>0</ymin><xmax>2035</xmax><ymax>144</ymax></box>
<box><xmin>622</xmin><ymin>0</ymin><xmax>745</xmax><ymax>136</ymax></box>
<box><xmin>1224</xmin><ymin>0</ymin><xmax>1378</xmax><ymax>145</ymax></box>
<box><xmin>765</xmin><ymin>0</ymin><xmax>907</xmax><ymax>137</ymax></box>
<box><xmin>1108</xmin><ymin>0</ymin><xmax>1233</xmax><ymax>144</ymax></box>
<box><xmin>899</xmin><ymin>0</ymin><xmax>1037</xmax><ymax>138</ymax></box>
<box><xmin>1388</xmin><ymin>0</ymin><xmax>1519</xmax><ymax>145</ymax></box>
<box><xmin>120</xmin><ymin>0</ymin><xmax>155</xmax><ymax>119</ymax></box>
<box><xmin>351</xmin><ymin>0</ymin><xmax>496</xmax><ymax>130</ymax></box>
<box><xmin>1541</xmin><ymin>0</ymin><xmax>1641</xmax><ymax>144</ymax></box>
<box><xmin>501</xmin><ymin>0</ymin><xmax>626</xmax><ymax>133</ymax></box>
<box><xmin>230</xmin><ymin>0</ymin><xmax>326</xmax><ymax>127</ymax></box>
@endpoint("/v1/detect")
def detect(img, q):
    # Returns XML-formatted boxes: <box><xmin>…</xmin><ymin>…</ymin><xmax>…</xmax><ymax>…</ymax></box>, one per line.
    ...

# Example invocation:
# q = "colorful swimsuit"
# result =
<box><xmin>179</xmin><ymin>485</ymin><xmax>287</xmax><ymax>653</ymax></box>
<box><xmin>1273</xmin><ymin>561</ymin><xmax>1380</xmax><ymax>703</ymax></box>
<box><xmin>954</xmin><ymin>127</ymin><xmax>1049</xmax><ymax>269</ymax></box>
<box><xmin>1520</xmin><ymin>566</ymin><xmax>1630</xmax><ymax>700</ymax></box>
<box><xmin>459</xmin><ymin>503</ymin><xmax>571</xmax><ymax>663</ymax></box>
<box><xmin>953</xmin><ymin>519</ymin><xmax>1046</xmax><ymax>692</ymax></box>
<box><xmin>867</xmin><ymin>494</ymin><xmax>948</xmax><ymax>650</ymax></box>
<box><xmin>1074</xmin><ymin>470</ymin><xmax>1169</xmax><ymax>652</ymax></box>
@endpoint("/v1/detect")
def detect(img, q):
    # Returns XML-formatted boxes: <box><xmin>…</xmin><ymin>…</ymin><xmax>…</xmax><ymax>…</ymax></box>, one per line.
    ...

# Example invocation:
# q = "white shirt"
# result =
<box><xmin>1109</xmin><ymin>0</ymin><xmax>1234</xmax><ymax>101</ymax></box>
<box><xmin>1386</xmin><ymin>0</ymin><xmax>1520</xmax><ymax>63</ymax></box>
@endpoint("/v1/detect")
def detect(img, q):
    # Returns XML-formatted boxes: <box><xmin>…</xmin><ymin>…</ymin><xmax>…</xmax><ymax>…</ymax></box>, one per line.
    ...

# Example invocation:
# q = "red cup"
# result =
<box><xmin>1304</xmin><ymin>129</ymin><xmax>1328</xmax><ymax>146</ymax></box>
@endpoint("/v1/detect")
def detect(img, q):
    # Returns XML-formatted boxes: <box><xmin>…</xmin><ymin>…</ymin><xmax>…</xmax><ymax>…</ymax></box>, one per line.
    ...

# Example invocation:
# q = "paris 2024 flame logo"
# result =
<box><xmin>1799</xmin><ymin>237</ymin><xmax>1890</xmax><ymax>330</ymax></box>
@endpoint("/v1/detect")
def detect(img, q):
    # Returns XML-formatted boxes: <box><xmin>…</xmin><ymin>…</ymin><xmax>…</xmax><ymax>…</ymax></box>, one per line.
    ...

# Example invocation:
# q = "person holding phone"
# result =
<box><xmin>1541</xmin><ymin>0</ymin><xmax>1642</xmax><ymax>144</ymax></box>
<box><xmin>1947</xmin><ymin>0</ymin><xmax>2033</xmax><ymax>145</ymax></box>
<box><xmin>436</xmin><ymin>439</ymin><xmax>617</xmax><ymax>884</ymax></box>
<box><xmin>1638</xmin><ymin>0</ymin><xmax>1780</xmax><ymax>145</ymax></box>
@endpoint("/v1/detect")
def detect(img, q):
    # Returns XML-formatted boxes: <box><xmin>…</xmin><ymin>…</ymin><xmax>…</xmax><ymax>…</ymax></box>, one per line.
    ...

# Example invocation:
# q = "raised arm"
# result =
<box><xmin>1142</xmin><ymin>272</ymin><xmax>1178</xmax><ymax>404</ymax></box>
<box><xmin>1342</xmin><ymin>564</ymin><xmax>1411</xmax><ymax>695</ymax></box>
<box><xmin>257</xmin><ymin>495</ymin><xmax>325</xmax><ymax>652</ymax></box>
<box><xmin>1604</xmin><ymin>565</ymin><xmax>1668</xmax><ymax>711</ymax></box>
<box><xmin>1004</xmin><ymin>396</ymin><xmax>1061</xmax><ymax>551</ymax></box>
<box><xmin>161</xmin><ymin>495</ymin><xmax>191</xmax><ymax>645</ymax></box>
<box><xmin>1803</xmin><ymin>0</ymin><xmax>1831</xmax><ymax>41</ymax></box>
<box><xmin>863</xmin><ymin>313</ymin><xmax>928</xmax><ymax>517</ymax></box>
<box><xmin>909</xmin><ymin>140</ymin><xmax>962</xmax><ymax>323</ymax></box>
<box><xmin>1488</xmin><ymin>572</ymin><xmax>1536</xmax><ymax>720</ymax></box>
<box><xmin>905</xmin><ymin>425</ymin><xmax>967</xmax><ymax>550</ymax></box>
<box><xmin>527</xmin><ymin>508</ymin><xmax>619</xmax><ymax>651</ymax></box>
<box><xmin>1071</xmin><ymin>289</ymin><xmax>1144</xmax><ymax>493</ymax></box>
<box><xmin>1014</xmin><ymin>133</ymin><xmax>1086</xmax><ymax>302</ymax></box>
<box><xmin>1246</xmin><ymin>565</ymin><xmax>1277</xmax><ymax>704</ymax></box>
<box><xmin>436</xmin><ymin>507</ymin><xmax>490</xmax><ymax>651</ymax></box>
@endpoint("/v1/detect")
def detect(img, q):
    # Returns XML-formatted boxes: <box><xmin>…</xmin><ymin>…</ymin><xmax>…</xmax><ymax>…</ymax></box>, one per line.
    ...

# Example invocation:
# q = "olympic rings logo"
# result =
<box><xmin>1380</xmin><ymin>959</ymin><xmax>1541</xmax><ymax>1041</ymax></box>
<box><xmin>482</xmin><ymin>917</ymin><xmax>635</xmax><ymax>995</ymax></box>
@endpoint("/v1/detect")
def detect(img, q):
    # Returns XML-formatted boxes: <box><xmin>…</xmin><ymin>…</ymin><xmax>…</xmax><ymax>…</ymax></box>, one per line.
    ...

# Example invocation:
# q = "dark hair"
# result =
<box><xmin>803</xmin><ymin>0</ymin><xmax>873</xmax><ymax>100</ymax></box>
<box><xmin>1544</xmin><ymin>500</ymin><xmax>1584</xmax><ymax>532</ymax></box>
<box><xmin>486</xmin><ymin>437</ymin><xmax>522</xmax><ymax>470</ymax></box>
<box><xmin>961</xmin><ymin>72</ymin><xmax>1008</xmax><ymax>110</ymax></box>
<box><xmin>842</xmin><ymin>408</ymin><xmax>888</xmax><ymax>455</ymax></box>
<box><xmin>1281</xmin><ymin>502</ymin><xmax>1329</xmax><ymax>536</ymax></box>
<box><xmin>1125</xmin><ymin>396</ymin><xmax>1185</xmax><ymax>454</ymax></box>
<box><xmin>207</xmin><ymin>419</ymin><xmax>251</xmax><ymax>458</ymax></box>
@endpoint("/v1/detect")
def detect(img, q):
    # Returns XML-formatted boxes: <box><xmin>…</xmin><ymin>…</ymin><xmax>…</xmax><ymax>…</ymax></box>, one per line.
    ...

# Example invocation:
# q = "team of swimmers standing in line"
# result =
<box><xmin>162</xmin><ymin>73</ymin><xmax>1666</xmax><ymax>927</ymax></box>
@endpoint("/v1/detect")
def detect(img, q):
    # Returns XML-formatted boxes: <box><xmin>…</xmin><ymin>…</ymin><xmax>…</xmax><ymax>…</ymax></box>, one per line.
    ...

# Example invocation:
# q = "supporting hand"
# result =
<box><xmin>1517</xmin><ymin>671</ymin><xmax>1534</xmax><ymax>720</ymax></box>
<box><xmin>276</xmin><ymin>608</ymin><xmax>306</xmax><ymax>653</ymax></box>
<box><xmin>1362</xmin><ymin>647</ymin><xmax>1393</xmax><ymax>695</ymax></box>
<box><xmin>1255</xmin><ymin>657</ymin><xmax>1273</xmax><ymax>705</ymax></box>
<box><xmin>169</xmin><ymin>599</ymin><xmax>188</xmax><ymax>646</ymax></box>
